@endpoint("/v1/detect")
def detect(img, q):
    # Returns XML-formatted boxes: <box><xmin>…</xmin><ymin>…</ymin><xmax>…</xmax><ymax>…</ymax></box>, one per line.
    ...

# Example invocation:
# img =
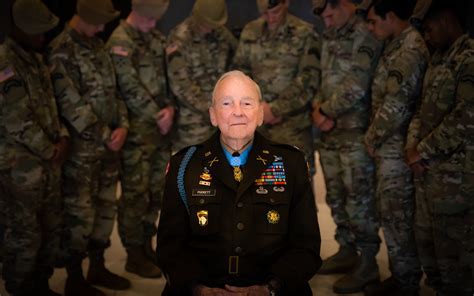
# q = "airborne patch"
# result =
<box><xmin>110</xmin><ymin>46</ymin><xmax>129</xmax><ymax>57</ymax></box>
<box><xmin>388</xmin><ymin>70</ymin><xmax>403</xmax><ymax>85</ymax></box>
<box><xmin>358</xmin><ymin>46</ymin><xmax>375</xmax><ymax>59</ymax></box>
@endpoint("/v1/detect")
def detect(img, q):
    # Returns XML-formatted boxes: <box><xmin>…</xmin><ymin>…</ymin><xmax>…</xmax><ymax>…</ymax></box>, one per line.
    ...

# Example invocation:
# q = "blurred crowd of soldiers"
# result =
<box><xmin>0</xmin><ymin>0</ymin><xmax>472</xmax><ymax>295</ymax></box>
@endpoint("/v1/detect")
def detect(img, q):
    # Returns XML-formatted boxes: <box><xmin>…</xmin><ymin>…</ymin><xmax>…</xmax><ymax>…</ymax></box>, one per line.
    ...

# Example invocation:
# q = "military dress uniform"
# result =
<box><xmin>48</xmin><ymin>25</ymin><xmax>129</xmax><ymax>263</ymax></box>
<box><xmin>407</xmin><ymin>34</ymin><xmax>474</xmax><ymax>295</ymax></box>
<box><xmin>233</xmin><ymin>14</ymin><xmax>320</xmax><ymax>173</ymax></box>
<box><xmin>166</xmin><ymin>17</ymin><xmax>237</xmax><ymax>152</ymax></box>
<box><xmin>365</xmin><ymin>26</ymin><xmax>428</xmax><ymax>290</ymax></box>
<box><xmin>108</xmin><ymin>20</ymin><xmax>172</xmax><ymax>254</ymax></box>
<box><xmin>0</xmin><ymin>36</ymin><xmax>67</xmax><ymax>295</ymax></box>
<box><xmin>156</xmin><ymin>132</ymin><xmax>321</xmax><ymax>295</ymax></box>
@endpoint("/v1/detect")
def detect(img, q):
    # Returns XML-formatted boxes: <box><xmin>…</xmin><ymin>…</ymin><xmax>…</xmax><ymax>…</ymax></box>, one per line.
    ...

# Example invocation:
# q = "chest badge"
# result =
<box><xmin>208</xmin><ymin>157</ymin><xmax>219</xmax><ymax>167</ymax></box>
<box><xmin>273</xmin><ymin>186</ymin><xmax>285</xmax><ymax>193</ymax></box>
<box><xmin>256</xmin><ymin>186</ymin><xmax>268</xmax><ymax>195</ymax></box>
<box><xmin>267</xmin><ymin>210</ymin><xmax>280</xmax><ymax>224</ymax></box>
<box><xmin>197</xmin><ymin>210</ymin><xmax>209</xmax><ymax>227</ymax></box>
<box><xmin>200</xmin><ymin>167</ymin><xmax>212</xmax><ymax>181</ymax></box>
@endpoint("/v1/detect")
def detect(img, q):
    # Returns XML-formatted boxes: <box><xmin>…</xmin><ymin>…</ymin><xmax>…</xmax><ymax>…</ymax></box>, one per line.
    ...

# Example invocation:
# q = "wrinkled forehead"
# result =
<box><xmin>212</xmin><ymin>72</ymin><xmax>262</xmax><ymax>105</ymax></box>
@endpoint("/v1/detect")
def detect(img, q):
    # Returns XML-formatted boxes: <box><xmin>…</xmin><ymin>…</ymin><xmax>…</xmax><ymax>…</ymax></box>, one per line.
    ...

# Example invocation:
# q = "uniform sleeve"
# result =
<box><xmin>365</xmin><ymin>49</ymin><xmax>425</xmax><ymax>148</ymax></box>
<box><xmin>166</xmin><ymin>36</ymin><xmax>210</xmax><ymax>118</ymax></box>
<box><xmin>269</xmin><ymin>31</ymin><xmax>321</xmax><ymax>117</ymax></box>
<box><xmin>1</xmin><ymin>72</ymin><xmax>55</xmax><ymax>160</ymax></box>
<box><xmin>116</xmin><ymin>95</ymin><xmax>130</xmax><ymax>130</ymax></box>
<box><xmin>156</xmin><ymin>155</ymin><xmax>208</xmax><ymax>291</ymax></box>
<box><xmin>109</xmin><ymin>43</ymin><xmax>160</xmax><ymax>124</ymax></box>
<box><xmin>417</xmin><ymin>58</ymin><xmax>474</xmax><ymax>159</ymax></box>
<box><xmin>49</xmin><ymin>52</ymin><xmax>111</xmax><ymax>143</ymax></box>
<box><xmin>320</xmin><ymin>31</ymin><xmax>381</xmax><ymax>118</ymax></box>
<box><xmin>270</xmin><ymin>151</ymin><xmax>322</xmax><ymax>290</ymax></box>
<box><xmin>232</xmin><ymin>31</ymin><xmax>253</xmax><ymax>76</ymax></box>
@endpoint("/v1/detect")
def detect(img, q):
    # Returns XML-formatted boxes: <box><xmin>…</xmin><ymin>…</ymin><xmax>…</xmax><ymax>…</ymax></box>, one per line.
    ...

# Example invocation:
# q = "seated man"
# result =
<box><xmin>156</xmin><ymin>70</ymin><xmax>322</xmax><ymax>295</ymax></box>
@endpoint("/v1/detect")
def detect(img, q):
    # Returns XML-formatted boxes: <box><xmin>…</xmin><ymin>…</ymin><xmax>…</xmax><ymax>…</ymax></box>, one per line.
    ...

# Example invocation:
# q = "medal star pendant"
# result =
<box><xmin>233</xmin><ymin>166</ymin><xmax>243</xmax><ymax>182</ymax></box>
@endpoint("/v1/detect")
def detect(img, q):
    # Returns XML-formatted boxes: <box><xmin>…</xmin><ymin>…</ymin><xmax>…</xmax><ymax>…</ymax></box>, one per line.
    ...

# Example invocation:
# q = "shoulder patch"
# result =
<box><xmin>110</xmin><ymin>46</ymin><xmax>129</xmax><ymax>57</ymax></box>
<box><xmin>0</xmin><ymin>66</ymin><xmax>15</xmax><ymax>83</ymax></box>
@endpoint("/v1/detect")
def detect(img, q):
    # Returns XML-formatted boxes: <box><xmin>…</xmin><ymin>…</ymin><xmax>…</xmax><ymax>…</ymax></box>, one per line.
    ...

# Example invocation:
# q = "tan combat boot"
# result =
<box><xmin>125</xmin><ymin>246</ymin><xmax>162</xmax><ymax>278</ymax></box>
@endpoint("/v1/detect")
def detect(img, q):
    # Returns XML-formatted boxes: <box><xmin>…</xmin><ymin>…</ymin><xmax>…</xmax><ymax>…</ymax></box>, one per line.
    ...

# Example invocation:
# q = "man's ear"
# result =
<box><xmin>209</xmin><ymin>106</ymin><xmax>218</xmax><ymax>127</ymax></box>
<box><xmin>257</xmin><ymin>105</ymin><xmax>264</xmax><ymax>127</ymax></box>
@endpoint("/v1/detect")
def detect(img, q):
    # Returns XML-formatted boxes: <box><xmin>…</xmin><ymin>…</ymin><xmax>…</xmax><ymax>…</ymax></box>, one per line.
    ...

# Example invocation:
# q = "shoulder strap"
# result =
<box><xmin>177</xmin><ymin>146</ymin><xmax>197</xmax><ymax>214</ymax></box>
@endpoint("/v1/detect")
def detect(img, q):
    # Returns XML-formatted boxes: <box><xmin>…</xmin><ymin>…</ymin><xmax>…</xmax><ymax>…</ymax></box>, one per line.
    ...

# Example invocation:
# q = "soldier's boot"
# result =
<box><xmin>87</xmin><ymin>249</ymin><xmax>131</xmax><ymax>290</ymax></box>
<box><xmin>125</xmin><ymin>246</ymin><xmax>162</xmax><ymax>278</ymax></box>
<box><xmin>318</xmin><ymin>245</ymin><xmax>359</xmax><ymax>274</ymax></box>
<box><xmin>65</xmin><ymin>262</ymin><xmax>106</xmax><ymax>296</ymax></box>
<box><xmin>364</xmin><ymin>276</ymin><xmax>419</xmax><ymax>296</ymax></box>
<box><xmin>143</xmin><ymin>237</ymin><xmax>158</xmax><ymax>265</ymax></box>
<box><xmin>36</xmin><ymin>278</ymin><xmax>61</xmax><ymax>296</ymax></box>
<box><xmin>333</xmin><ymin>252</ymin><xmax>379</xmax><ymax>294</ymax></box>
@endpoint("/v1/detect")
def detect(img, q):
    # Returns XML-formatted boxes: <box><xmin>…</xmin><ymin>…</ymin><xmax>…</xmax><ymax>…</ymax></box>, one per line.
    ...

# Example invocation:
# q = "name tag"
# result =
<box><xmin>192</xmin><ymin>189</ymin><xmax>216</xmax><ymax>197</ymax></box>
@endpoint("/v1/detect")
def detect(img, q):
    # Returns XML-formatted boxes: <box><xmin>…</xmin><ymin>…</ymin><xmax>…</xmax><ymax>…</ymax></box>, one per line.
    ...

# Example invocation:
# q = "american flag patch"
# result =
<box><xmin>110</xmin><ymin>46</ymin><xmax>129</xmax><ymax>57</ymax></box>
<box><xmin>0</xmin><ymin>67</ymin><xmax>15</xmax><ymax>83</ymax></box>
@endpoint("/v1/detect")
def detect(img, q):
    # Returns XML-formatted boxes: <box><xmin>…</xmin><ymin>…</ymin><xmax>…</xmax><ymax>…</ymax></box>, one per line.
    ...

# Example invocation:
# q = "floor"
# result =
<box><xmin>0</xmin><ymin>154</ymin><xmax>435</xmax><ymax>295</ymax></box>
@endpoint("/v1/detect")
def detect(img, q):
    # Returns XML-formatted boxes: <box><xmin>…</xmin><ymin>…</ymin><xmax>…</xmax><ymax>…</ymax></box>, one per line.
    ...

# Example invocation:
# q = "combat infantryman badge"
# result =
<box><xmin>197</xmin><ymin>210</ymin><xmax>209</xmax><ymax>226</ymax></box>
<box><xmin>267</xmin><ymin>210</ymin><xmax>280</xmax><ymax>224</ymax></box>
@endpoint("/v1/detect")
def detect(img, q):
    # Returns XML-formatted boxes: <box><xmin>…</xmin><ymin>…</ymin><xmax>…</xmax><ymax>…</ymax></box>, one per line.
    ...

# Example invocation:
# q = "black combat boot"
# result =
<box><xmin>318</xmin><ymin>245</ymin><xmax>359</xmax><ymax>274</ymax></box>
<box><xmin>333</xmin><ymin>252</ymin><xmax>379</xmax><ymax>294</ymax></box>
<box><xmin>364</xmin><ymin>276</ymin><xmax>419</xmax><ymax>296</ymax></box>
<box><xmin>65</xmin><ymin>260</ymin><xmax>106</xmax><ymax>296</ymax></box>
<box><xmin>125</xmin><ymin>246</ymin><xmax>162</xmax><ymax>278</ymax></box>
<box><xmin>35</xmin><ymin>278</ymin><xmax>61</xmax><ymax>296</ymax></box>
<box><xmin>87</xmin><ymin>248</ymin><xmax>131</xmax><ymax>290</ymax></box>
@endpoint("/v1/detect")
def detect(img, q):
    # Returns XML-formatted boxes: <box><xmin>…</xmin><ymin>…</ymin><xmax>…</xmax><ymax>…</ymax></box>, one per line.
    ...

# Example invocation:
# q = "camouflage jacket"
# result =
<box><xmin>108</xmin><ymin>21</ymin><xmax>172</xmax><ymax>147</ymax></box>
<box><xmin>407</xmin><ymin>34</ymin><xmax>474</xmax><ymax>172</ymax></box>
<box><xmin>316</xmin><ymin>15</ymin><xmax>382</xmax><ymax>131</ymax></box>
<box><xmin>365</xmin><ymin>26</ymin><xmax>428</xmax><ymax>152</ymax></box>
<box><xmin>0</xmin><ymin>38</ymin><xmax>68</xmax><ymax>170</ymax></box>
<box><xmin>233</xmin><ymin>14</ymin><xmax>321</xmax><ymax>128</ymax></box>
<box><xmin>48</xmin><ymin>26</ymin><xmax>129</xmax><ymax>156</ymax></box>
<box><xmin>166</xmin><ymin>17</ymin><xmax>237</xmax><ymax>125</ymax></box>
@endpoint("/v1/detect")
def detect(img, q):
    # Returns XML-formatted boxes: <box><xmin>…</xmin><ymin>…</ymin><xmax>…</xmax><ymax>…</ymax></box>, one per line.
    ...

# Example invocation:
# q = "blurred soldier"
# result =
<box><xmin>311</xmin><ymin>0</ymin><xmax>382</xmax><ymax>293</ymax></box>
<box><xmin>107</xmin><ymin>0</ymin><xmax>172</xmax><ymax>278</ymax></box>
<box><xmin>233</xmin><ymin>0</ymin><xmax>321</xmax><ymax>175</ymax></box>
<box><xmin>363</xmin><ymin>0</ymin><xmax>428</xmax><ymax>294</ymax></box>
<box><xmin>166</xmin><ymin>0</ymin><xmax>237</xmax><ymax>152</ymax></box>
<box><xmin>48</xmin><ymin>0</ymin><xmax>131</xmax><ymax>294</ymax></box>
<box><xmin>406</xmin><ymin>1</ymin><xmax>474</xmax><ymax>294</ymax></box>
<box><xmin>409</xmin><ymin>0</ymin><xmax>432</xmax><ymax>30</ymax></box>
<box><xmin>0</xmin><ymin>0</ymin><xmax>68</xmax><ymax>294</ymax></box>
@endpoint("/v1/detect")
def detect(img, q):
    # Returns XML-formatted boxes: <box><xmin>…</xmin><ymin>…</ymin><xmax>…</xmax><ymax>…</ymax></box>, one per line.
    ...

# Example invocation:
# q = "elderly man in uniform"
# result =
<box><xmin>156</xmin><ymin>70</ymin><xmax>321</xmax><ymax>295</ymax></box>
<box><xmin>166</xmin><ymin>0</ymin><xmax>237</xmax><ymax>152</ymax></box>
<box><xmin>311</xmin><ymin>0</ymin><xmax>382</xmax><ymax>293</ymax></box>
<box><xmin>232</xmin><ymin>0</ymin><xmax>321</xmax><ymax>176</ymax></box>
<box><xmin>48</xmin><ymin>0</ymin><xmax>130</xmax><ymax>294</ymax></box>
<box><xmin>406</xmin><ymin>1</ymin><xmax>474</xmax><ymax>294</ymax></box>
<box><xmin>0</xmin><ymin>0</ymin><xmax>68</xmax><ymax>295</ymax></box>
<box><xmin>107</xmin><ymin>0</ymin><xmax>172</xmax><ymax>279</ymax></box>
<box><xmin>363</xmin><ymin>0</ymin><xmax>429</xmax><ymax>294</ymax></box>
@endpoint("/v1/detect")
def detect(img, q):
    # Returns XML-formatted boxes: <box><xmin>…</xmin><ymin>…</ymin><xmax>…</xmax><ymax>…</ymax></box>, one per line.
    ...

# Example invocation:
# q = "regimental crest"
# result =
<box><xmin>267</xmin><ymin>210</ymin><xmax>280</xmax><ymax>224</ymax></box>
<box><xmin>197</xmin><ymin>210</ymin><xmax>208</xmax><ymax>227</ymax></box>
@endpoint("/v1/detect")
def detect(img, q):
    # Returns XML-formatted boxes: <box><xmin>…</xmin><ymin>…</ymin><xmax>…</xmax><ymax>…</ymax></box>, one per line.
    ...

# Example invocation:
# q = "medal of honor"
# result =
<box><xmin>197</xmin><ymin>210</ymin><xmax>209</xmax><ymax>226</ymax></box>
<box><xmin>267</xmin><ymin>210</ymin><xmax>280</xmax><ymax>224</ymax></box>
<box><xmin>233</xmin><ymin>166</ymin><xmax>243</xmax><ymax>182</ymax></box>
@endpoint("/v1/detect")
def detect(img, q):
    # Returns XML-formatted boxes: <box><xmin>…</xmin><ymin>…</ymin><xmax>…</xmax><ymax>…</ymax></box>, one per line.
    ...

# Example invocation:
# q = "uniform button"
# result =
<box><xmin>236</xmin><ymin>222</ymin><xmax>245</xmax><ymax>230</ymax></box>
<box><xmin>270</xmin><ymin>198</ymin><xmax>275</xmax><ymax>203</ymax></box>
<box><xmin>237</xmin><ymin>202</ymin><xmax>244</xmax><ymax>208</ymax></box>
<box><xmin>199</xmin><ymin>199</ymin><xmax>205</xmax><ymax>204</ymax></box>
<box><xmin>235</xmin><ymin>246</ymin><xmax>242</xmax><ymax>254</ymax></box>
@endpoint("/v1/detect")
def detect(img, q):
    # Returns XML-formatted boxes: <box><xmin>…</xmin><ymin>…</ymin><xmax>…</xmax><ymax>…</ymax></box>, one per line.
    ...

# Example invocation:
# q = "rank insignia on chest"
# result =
<box><xmin>197</xmin><ymin>210</ymin><xmax>208</xmax><ymax>226</ymax></box>
<box><xmin>267</xmin><ymin>210</ymin><xmax>280</xmax><ymax>224</ymax></box>
<box><xmin>254</xmin><ymin>161</ymin><xmax>287</xmax><ymax>186</ymax></box>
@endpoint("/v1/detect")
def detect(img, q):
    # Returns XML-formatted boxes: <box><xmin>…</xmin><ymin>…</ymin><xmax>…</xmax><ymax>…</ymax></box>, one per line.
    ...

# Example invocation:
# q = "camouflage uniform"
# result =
<box><xmin>0</xmin><ymin>37</ymin><xmax>67</xmax><ymax>295</ymax></box>
<box><xmin>407</xmin><ymin>34</ymin><xmax>474</xmax><ymax>295</ymax></box>
<box><xmin>166</xmin><ymin>17</ymin><xmax>237</xmax><ymax>152</ymax></box>
<box><xmin>315</xmin><ymin>15</ymin><xmax>382</xmax><ymax>255</ymax></box>
<box><xmin>49</xmin><ymin>25</ymin><xmax>129</xmax><ymax>261</ymax></box>
<box><xmin>107</xmin><ymin>21</ymin><xmax>172</xmax><ymax>248</ymax></box>
<box><xmin>365</xmin><ymin>26</ymin><xmax>428</xmax><ymax>288</ymax></box>
<box><xmin>233</xmin><ymin>14</ymin><xmax>321</xmax><ymax>172</ymax></box>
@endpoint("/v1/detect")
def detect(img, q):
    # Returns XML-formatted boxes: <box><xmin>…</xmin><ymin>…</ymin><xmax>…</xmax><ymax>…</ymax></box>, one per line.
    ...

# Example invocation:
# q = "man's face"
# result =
<box><xmin>367</xmin><ymin>8</ymin><xmax>392</xmax><ymax>41</ymax></box>
<box><xmin>135</xmin><ymin>14</ymin><xmax>157</xmax><ymax>33</ymax></box>
<box><xmin>423</xmin><ymin>17</ymin><xmax>449</xmax><ymax>50</ymax></box>
<box><xmin>209</xmin><ymin>75</ymin><xmax>264</xmax><ymax>142</ymax></box>
<box><xmin>261</xmin><ymin>2</ymin><xmax>288</xmax><ymax>31</ymax></box>
<box><xmin>321</xmin><ymin>1</ymin><xmax>352</xmax><ymax>29</ymax></box>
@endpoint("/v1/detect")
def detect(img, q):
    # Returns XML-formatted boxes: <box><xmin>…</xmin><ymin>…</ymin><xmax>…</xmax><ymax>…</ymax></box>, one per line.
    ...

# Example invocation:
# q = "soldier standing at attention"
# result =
<box><xmin>363</xmin><ymin>0</ymin><xmax>429</xmax><ymax>294</ymax></box>
<box><xmin>232</xmin><ymin>0</ymin><xmax>321</xmax><ymax>175</ymax></box>
<box><xmin>0</xmin><ymin>0</ymin><xmax>69</xmax><ymax>294</ymax></box>
<box><xmin>166</xmin><ymin>0</ymin><xmax>237</xmax><ymax>152</ymax></box>
<box><xmin>48</xmin><ymin>0</ymin><xmax>130</xmax><ymax>294</ymax></box>
<box><xmin>406</xmin><ymin>1</ymin><xmax>474</xmax><ymax>294</ymax></box>
<box><xmin>311</xmin><ymin>0</ymin><xmax>382</xmax><ymax>293</ymax></box>
<box><xmin>107</xmin><ymin>0</ymin><xmax>172</xmax><ymax>279</ymax></box>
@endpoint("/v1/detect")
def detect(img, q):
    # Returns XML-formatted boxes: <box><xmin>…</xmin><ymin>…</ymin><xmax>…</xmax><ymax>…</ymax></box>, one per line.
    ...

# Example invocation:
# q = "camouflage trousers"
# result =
<box><xmin>60</xmin><ymin>152</ymin><xmax>119</xmax><ymax>262</ymax></box>
<box><xmin>319</xmin><ymin>130</ymin><xmax>380</xmax><ymax>255</ymax></box>
<box><xmin>415</xmin><ymin>169</ymin><xmax>473</xmax><ymax>296</ymax></box>
<box><xmin>118</xmin><ymin>143</ymin><xmax>171</xmax><ymax>248</ymax></box>
<box><xmin>374</xmin><ymin>151</ymin><xmax>421</xmax><ymax>288</ymax></box>
<box><xmin>0</xmin><ymin>159</ymin><xmax>61</xmax><ymax>295</ymax></box>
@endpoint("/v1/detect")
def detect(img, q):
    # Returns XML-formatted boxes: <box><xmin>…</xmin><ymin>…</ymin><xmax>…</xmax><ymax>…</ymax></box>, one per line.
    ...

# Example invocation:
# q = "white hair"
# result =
<box><xmin>211</xmin><ymin>70</ymin><xmax>263</xmax><ymax>106</ymax></box>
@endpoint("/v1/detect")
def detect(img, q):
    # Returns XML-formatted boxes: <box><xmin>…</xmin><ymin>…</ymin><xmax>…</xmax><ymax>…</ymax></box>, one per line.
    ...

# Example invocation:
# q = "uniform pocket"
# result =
<box><xmin>252</xmin><ymin>188</ymin><xmax>290</xmax><ymax>235</ymax></box>
<box><xmin>188</xmin><ymin>193</ymin><xmax>222</xmax><ymax>235</ymax></box>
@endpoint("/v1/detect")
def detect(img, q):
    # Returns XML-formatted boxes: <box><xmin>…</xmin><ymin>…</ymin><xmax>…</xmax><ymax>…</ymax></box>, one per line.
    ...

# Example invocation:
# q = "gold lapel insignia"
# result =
<box><xmin>199</xmin><ymin>180</ymin><xmax>211</xmax><ymax>186</ymax></box>
<box><xmin>233</xmin><ymin>166</ymin><xmax>243</xmax><ymax>182</ymax></box>
<box><xmin>197</xmin><ymin>210</ymin><xmax>208</xmax><ymax>226</ymax></box>
<box><xmin>267</xmin><ymin>210</ymin><xmax>280</xmax><ymax>224</ymax></box>
<box><xmin>208</xmin><ymin>157</ymin><xmax>219</xmax><ymax>167</ymax></box>
<box><xmin>273</xmin><ymin>186</ymin><xmax>285</xmax><ymax>192</ymax></box>
<box><xmin>200</xmin><ymin>167</ymin><xmax>212</xmax><ymax>181</ymax></box>
<box><xmin>205</xmin><ymin>151</ymin><xmax>212</xmax><ymax>157</ymax></box>
<box><xmin>262</xmin><ymin>150</ymin><xmax>269</xmax><ymax>154</ymax></box>
<box><xmin>256</xmin><ymin>186</ymin><xmax>268</xmax><ymax>194</ymax></box>
<box><xmin>256</xmin><ymin>155</ymin><xmax>267</xmax><ymax>165</ymax></box>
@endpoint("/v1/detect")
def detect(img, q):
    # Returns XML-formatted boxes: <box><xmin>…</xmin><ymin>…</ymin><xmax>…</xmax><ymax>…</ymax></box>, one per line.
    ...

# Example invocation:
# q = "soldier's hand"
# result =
<box><xmin>410</xmin><ymin>162</ymin><xmax>426</xmax><ymax>177</ymax></box>
<box><xmin>364</xmin><ymin>139</ymin><xmax>375</xmax><ymax>158</ymax></box>
<box><xmin>225</xmin><ymin>284</ymin><xmax>269</xmax><ymax>296</ymax></box>
<box><xmin>320</xmin><ymin>117</ymin><xmax>335</xmax><ymax>132</ymax></box>
<box><xmin>107</xmin><ymin>127</ymin><xmax>128</xmax><ymax>152</ymax></box>
<box><xmin>405</xmin><ymin>147</ymin><xmax>422</xmax><ymax>166</ymax></box>
<box><xmin>193</xmin><ymin>284</ymin><xmax>239</xmax><ymax>296</ymax></box>
<box><xmin>262</xmin><ymin>102</ymin><xmax>282</xmax><ymax>125</ymax></box>
<box><xmin>51</xmin><ymin>136</ymin><xmax>70</xmax><ymax>167</ymax></box>
<box><xmin>312</xmin><ymin>105</ymin><xmax>327</xmax><ymax>128</ymax></box>
<box><xmin>156</xmin><ymin>106</ymin><xmax>175</xmax><ymax>135</ymax></box>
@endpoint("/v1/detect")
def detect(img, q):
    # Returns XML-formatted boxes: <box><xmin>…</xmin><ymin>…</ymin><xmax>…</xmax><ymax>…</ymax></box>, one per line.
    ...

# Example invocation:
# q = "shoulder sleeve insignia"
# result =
<box><xmin>110</xmin><ymin>46</ymin><xmax>129</xmax><ymax>57</ymax></box>
<box><xmin>0</xmin><ymin>66</ymin><xmax>15</xmax><ymax>83</ymax></box>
